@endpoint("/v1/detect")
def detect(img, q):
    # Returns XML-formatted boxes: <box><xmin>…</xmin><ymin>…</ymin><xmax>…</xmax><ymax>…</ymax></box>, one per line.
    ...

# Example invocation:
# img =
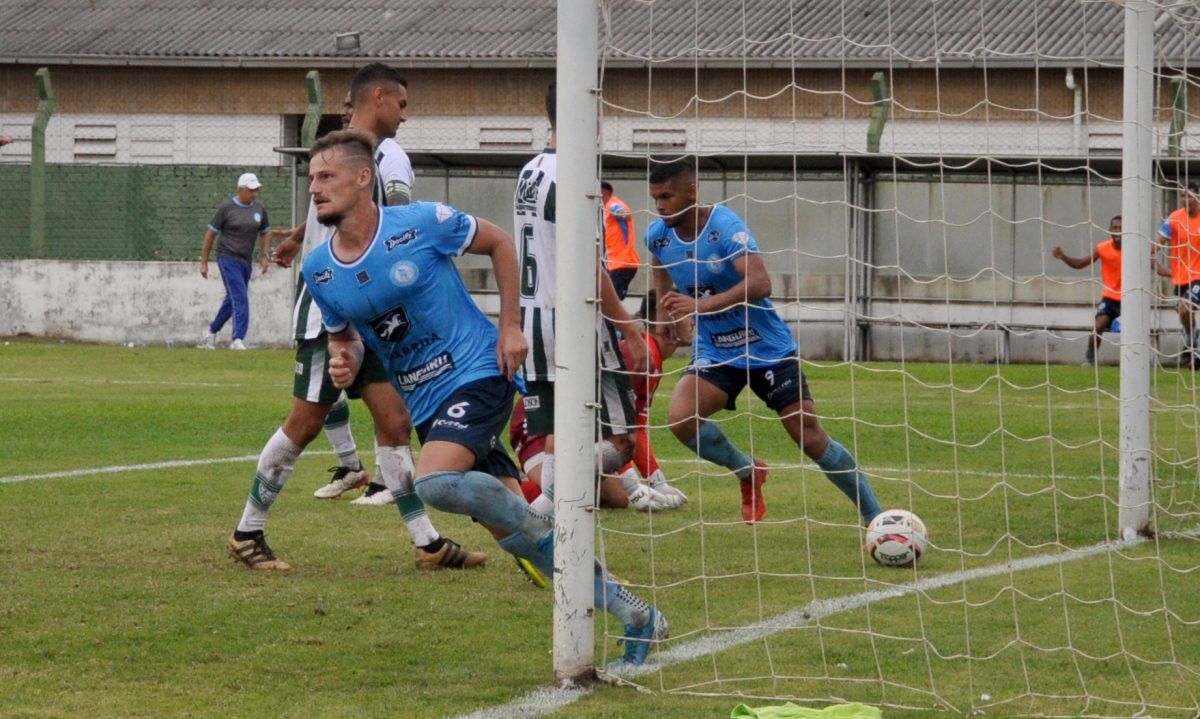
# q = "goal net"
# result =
<box><xmin>570</xmin><ymin>1</ymin><xmax>1200</xmax><ymax>715</ymax></box>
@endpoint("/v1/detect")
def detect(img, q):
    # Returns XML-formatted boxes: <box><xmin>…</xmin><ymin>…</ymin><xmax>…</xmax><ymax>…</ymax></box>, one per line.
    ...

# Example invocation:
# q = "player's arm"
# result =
<box><xmin>598</xmin><ymin>250</ymin><xmax>648</xmax><ymax>372</ymax></box>
<box><xmin>271</xmin><ymin>224</ymin><xmax>305</xmax><ymax>268</ymax></box>
<box><xmin>651</xmin><ymin>261</ymin><xmax>686</xmax><ymax>346</ymax></box>
<box><xmin>662</xmin><ymin>252</ymin><xmax>772</xmax><ymax>319</ymax></box>
<box><xmin>1051</xmin><ymin>245</ymin><xmax>1098</xmax><ymax>269</ymax></box>
<box><xmin>258</xmin><ymin>231</ymin><xmax>270</xmax><ymax>275</ymax></box>
<box><xmin>1156</xmin><ymin>258</ymin><xmax>1173</xmax><ymax>278</ymax></box>
<box><xmin>326</xmin><ymin>326</ymin><xmax>366</xmax><ymax>389</ymax></box>
<box><xmin>465</xmin><ymin>218</ymin><xmax>527</xmax><ymax>379</ymax></box>
<box><xmin>199</xmin><ymin>228</ymin><xmax>217</xmax><ymax>279</ymax></box>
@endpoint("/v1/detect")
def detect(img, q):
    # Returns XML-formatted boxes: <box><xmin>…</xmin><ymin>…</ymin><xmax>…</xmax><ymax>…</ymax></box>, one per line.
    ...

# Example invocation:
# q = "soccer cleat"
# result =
<box><xmin>614</xmin><ymin>607</ymin><xmax>669</xmax><ymax>667</ymax></box>
<box><xmin>739</xmin><ymin>459</ymin><xmax>768</xmax><ymax>523</ymax></box>
<box><xmin>198</xmin><ymin>331</ymin><xmax>216</xmax><ymax>349</ymax></box>
<box><xmin>313</xmin><ymin>464</ymin><xmax>369</xmax><ymax>499</ymax></box>
<box><xmin>414</xmin><ymin>538</ymin><xmax>486</xmax><ymax>570</ymax></box>
<box><xmin>227</xmin><ymin>533</ymin><xmax>291</xmax><ymax>570</ymax></box>
<box><xmin>230</xmin><ymin>339</ymin><xmax>248</xmax><ymax>351</ymax></box>
<box><xmin>515</xmin><ymin>556</ymin><xmax>549</xmax><ymax>588</ymax></box>
<box><xmin>350</xmin><ymin>482</ymin><xmax>393</xmax><ymax>505</ymax></box>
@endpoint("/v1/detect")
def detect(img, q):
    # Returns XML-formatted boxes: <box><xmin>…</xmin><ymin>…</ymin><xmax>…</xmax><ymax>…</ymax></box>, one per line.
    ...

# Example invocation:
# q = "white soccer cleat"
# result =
<box><xmin>198</xmin><ymin>331</ymin><xmax>216</xmax><ymax>349</ymax></box>
<box><xmin>230</xmin><ymin>339</ymin><xmax>248</xmax><ymax>351</ymax></box>
<box><xmin>350</xmin><ymin>482</ymin><xmax>394</xmax><ymax>506</ymax></box>
<box><xmin>313</xmin><ymin>465</ymin><xmax>369</xmax><ymax>499</ymax></box>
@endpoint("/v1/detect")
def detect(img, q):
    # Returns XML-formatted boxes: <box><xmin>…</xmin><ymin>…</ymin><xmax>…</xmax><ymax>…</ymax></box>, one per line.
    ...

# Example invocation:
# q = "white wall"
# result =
<box><xmin>0</xmin><ymin>259</ymin><xmax>296</xmax><ymax>347</ymax></box>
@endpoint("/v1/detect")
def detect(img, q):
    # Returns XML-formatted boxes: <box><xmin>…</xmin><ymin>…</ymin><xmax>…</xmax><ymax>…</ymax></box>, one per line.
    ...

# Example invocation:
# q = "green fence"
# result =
<box><xmin>0</xmin><ymin>164</ymin><xmax>294</xmax><ymax>260</ymax></box>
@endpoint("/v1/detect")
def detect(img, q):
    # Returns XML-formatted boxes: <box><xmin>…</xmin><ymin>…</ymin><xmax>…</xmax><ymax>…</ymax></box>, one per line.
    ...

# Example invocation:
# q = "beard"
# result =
<box><xmin>316</xmin><ymin>208</ymin><xmax>345</xmax><ymax>227</ymax></box>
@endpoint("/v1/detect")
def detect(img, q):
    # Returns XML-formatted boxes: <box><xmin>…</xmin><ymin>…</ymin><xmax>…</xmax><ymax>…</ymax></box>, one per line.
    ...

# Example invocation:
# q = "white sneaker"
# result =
<box><xmin>198</xmin><ymin>331</ymin><xmax>216</xmax><ymax>349</ymax></box>
<box><xmin>313</xmin><ymin>465</ymin><xmax>369</xmax><ymax>499</ymax></box>
<box><xmin>350</xmin><ymin>482</ymin><xmax>394</xmax><ymax>506</ymax></box>
<box><xmin>230</xmin><ymin>339</ymin><xmax>248</xmax><ymax>351</ymax></box>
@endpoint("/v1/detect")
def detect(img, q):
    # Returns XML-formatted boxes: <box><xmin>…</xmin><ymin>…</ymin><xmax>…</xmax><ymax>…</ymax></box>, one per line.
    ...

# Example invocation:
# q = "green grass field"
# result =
<box><xmin>2</xmin><ymin>340</ymin><xmax>1198</xmax><ymax>718</ymax></box>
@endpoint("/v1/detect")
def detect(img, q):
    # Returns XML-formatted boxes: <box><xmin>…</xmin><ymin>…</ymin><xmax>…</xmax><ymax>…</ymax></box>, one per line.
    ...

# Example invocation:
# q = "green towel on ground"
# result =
<box><xmin>731</xmin><ymin>702</ymin><xmax>882</xmax><ymax>719</ymax></box>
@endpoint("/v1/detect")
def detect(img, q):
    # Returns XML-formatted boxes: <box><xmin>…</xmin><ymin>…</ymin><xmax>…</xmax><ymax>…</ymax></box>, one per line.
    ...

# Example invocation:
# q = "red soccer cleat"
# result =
<box><xmin>739</xmin><ymin>459</ymin><xmax>768</xmax><ymax>523</ymax></box>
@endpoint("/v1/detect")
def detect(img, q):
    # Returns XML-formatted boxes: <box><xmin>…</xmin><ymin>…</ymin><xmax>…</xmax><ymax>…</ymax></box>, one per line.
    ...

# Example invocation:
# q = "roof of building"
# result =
<box><xmin>0</xmin><ymin>0</ymin><xmax>1196</xmax><ymax>69</ymax></box>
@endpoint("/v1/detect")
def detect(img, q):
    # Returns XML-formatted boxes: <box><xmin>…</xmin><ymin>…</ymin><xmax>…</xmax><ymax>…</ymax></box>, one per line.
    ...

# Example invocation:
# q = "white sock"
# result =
<box><xmin>530</xmin><ymin>454</ymin><xmax>556</xmax><ymax>515</ymax></box>
<box><xmin>237</xmin><ymin>428</ymin><xmax>303</xmax><ymax>533</ymax></box>
<box><xmin>376</xmin><ymin>443</ymin><xmax>440</xmax><ymax>547</ymax></box>
<box><xmin>323</xmin><ymin>395</ymin><xmax>360</xmax><ymax>469</ymax></box>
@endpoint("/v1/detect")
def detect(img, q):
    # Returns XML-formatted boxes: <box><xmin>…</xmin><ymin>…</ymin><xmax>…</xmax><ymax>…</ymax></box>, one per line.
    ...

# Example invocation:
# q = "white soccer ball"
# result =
<box><xmin>865</xmin><ymin>509</ymin><xmax>929</xmax><ymax>567</ymax></box>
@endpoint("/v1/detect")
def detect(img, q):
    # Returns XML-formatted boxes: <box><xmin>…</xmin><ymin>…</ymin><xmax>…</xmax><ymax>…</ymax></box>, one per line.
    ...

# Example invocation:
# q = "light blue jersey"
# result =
<box><xmin>644</xmin><ymin>204</ymin><xmax>796</xmax><ymax>369</ymax></box>
<box><xmin>303</xmin><ymin>202</ymin><xmax>500</xmax><ymax>425</ymax></box>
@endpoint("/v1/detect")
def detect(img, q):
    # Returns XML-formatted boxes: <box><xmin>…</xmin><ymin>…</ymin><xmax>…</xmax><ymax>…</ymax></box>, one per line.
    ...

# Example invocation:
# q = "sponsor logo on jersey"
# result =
<box><xmin>385</xmin><ymin>229</ymin><xmax>417</xmax><ymax>250</ymax></box>
<box><xmin>295</xmin><ymin>361</ymin><xmax>304</xmax><ymax>375</ymax></box>
<box><xmin>355</xmin><ymin>270</ymin><xmax>371</xmax><ymax>285</ymax></box>
<box><xmin>650</xmin><ymin>234</ymin><xmax>670</xmax><ymax>250</ymax></box>
<box><xmin>523</xmin><ymin>395</ymin><xmax>541</xmax><ymax>410</ymax></box>
<box><xmin>433</xmin><ymin>418</ymin><xmax>470</xmax><ymax>430</ymax></box>
<box><xmin>397</xmin><ymin>351</ymin><xmax>455</xmax><ymax>392</ymax></box>
<box><xmin>397</xmin><ymin>333</ymin><xmax>442</xmax><ymax>357</ymax></box>
<box><xmin>369</xmin><ymin>305</ymin><xmax>411</xmax><ymax>344</ymax></box>
<box><xmin>731</xmin><ymin>231</ymin><xmax>750</xmax><ymax>246</ymax></box>
<box><xmin>390</xmin><ymin>261</ymin><xmax>419</xmax><ymax>287</ymax></box>
<box><xmin>312</xmin><ymin>268</ymin><xmax>333</xmax><ymax>285</ymax></box>
<box><xmin>435</xmin><ymin>203</ymin><xmax>454</xmax><ymax>224</ymax></box>
<box><xmin>707</xmin><ymin>230</ymin><xmax>720</xmax><ymax>243</ymax></box>
<box><xmin>687</xmin><ymin>284</ymin><xmax>717</xmax><ymax>298</ymax></box>
<box><xmin>453</xmin><ymin>213</ymin><xmax>470</xmax><ymax>234</ymax></box>
<box><xmin>515</xmin><ymin>169</ymin><xmax>544</xmax><ymax>209</ymax></box>
<box><xmin>710</xmin><ymin>327</ymin><xmax>763</xmax><ymax>349</ymax></box>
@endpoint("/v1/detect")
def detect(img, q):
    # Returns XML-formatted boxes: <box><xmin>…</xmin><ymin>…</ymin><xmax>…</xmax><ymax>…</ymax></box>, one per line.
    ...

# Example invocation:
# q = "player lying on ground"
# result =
<box><xmin>302</xmin><ymin>129</ymin><xmax>668</xmax><ymax>665</ymax></box>
<box><xmin>646</xmin><ymin>158</ymin><xmax>883</xmax><ymax>526</ymax></box>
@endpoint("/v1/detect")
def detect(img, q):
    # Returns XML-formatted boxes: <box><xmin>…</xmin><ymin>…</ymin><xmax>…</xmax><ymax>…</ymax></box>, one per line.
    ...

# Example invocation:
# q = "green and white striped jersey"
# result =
<box><xmin>514</xmin><ymin>150</ymin><xmax>558</xmax><ymax>380</ymax></box>
<box><xmin>292</xmin><ymin>137</ymin><xmax>414</xmax><ymax>341</ymax></box>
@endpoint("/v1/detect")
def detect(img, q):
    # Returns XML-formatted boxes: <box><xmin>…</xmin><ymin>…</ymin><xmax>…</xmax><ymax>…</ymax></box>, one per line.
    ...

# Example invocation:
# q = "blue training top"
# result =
<box><xmin>643</xmin><ymin>204</ymin><xmax>796</xmax><ymax>369</ymax></box>
<box><xmin>303</xmin><ymin>202</ymin><xmax>501</xmax><ymax>424</ymax></box>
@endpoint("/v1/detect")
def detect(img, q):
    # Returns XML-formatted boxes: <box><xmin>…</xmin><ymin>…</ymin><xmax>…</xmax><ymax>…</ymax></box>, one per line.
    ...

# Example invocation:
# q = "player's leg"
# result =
<box><xmin>521</xmin><ymin>383</ymin><xmax>557</xmax><ymax>516</ymax></box>
<box><xmin>1087</xmin><ymin>302</ymin><xmax>1115</xmax><ymax>366</ymax></box>
<box><xmin>206</xmin><ymin>264</ymin><xmax>233</xmax><ymax>342</ymax></box>
<box><xmin>357</xmin><ymin>377</ymin><xmax>485</xmax><ymax>570</ymax></box>
<box><xmin>632</xmin><ymin>409</ymin><xmax>687</xmax><ymax>508</ymax></box>
<box><xmin>599</xmin><ymin>365</ymin><xmax>671</xmax><ymax>510</ymax></box>
<box><xmin>221</xmin><ymin>256</ymin><xmax>251</xmax><ymax>347</ymax></box>
<box><xmin>311</xmin><ymin>391</ymin><xmax>370</xmax><ymax>498</ymax></box>
<box><xmin>229</xmin><ymin>396</ymin><xmax>331</xmax><ymax>570</ymax></box>
<box><xmin>760</xmin><ymin>364</ymin><xmax>882</xmax><ymax>525</ymax></box>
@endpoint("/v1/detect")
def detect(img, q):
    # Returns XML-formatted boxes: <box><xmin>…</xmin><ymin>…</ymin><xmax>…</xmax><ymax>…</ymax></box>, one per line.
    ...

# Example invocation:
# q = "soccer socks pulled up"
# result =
<box><xmin>815</xmin><ymin>438</ymin><xmax>883</xmax><ymax>523</ymax></box>
<box><xmin>684</xmin><ymin>421</ymin><xmax>754</xmax><ymax>478</ymax></box>
<box><xmin>415</xmin><ymin>470</ymin><xmax>551</xmax><ymax>540</ymax></box>
<box><xmin>237</xmin><ymin>428</ymin><xmax>303</xmax><ymax>534</ymax></box>
<box><xmin>529</xmin><ymin>454</ymin><xmax>555</xmax><ymax>516</ymax></box>
<box><xmin>376</xmin><ymin>443</ymin><xmax>439</xmax><ymax>547</ymax></box>
<box><xmin>322</xmin><ymin>394</ymin><xmax>360</xmax><ymax>469</ymax></box>
<box><xmin>497</xmin><ymin>532</ymin><xmax>552</xmax><ymax>577</ymax></box>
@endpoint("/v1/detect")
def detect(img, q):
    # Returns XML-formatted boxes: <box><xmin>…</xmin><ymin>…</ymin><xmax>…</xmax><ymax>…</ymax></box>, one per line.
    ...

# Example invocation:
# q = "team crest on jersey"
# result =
<box><xmin>706</xmin><ymin>252</ymin><xmax>724</xmax><ymax>270</ymax></box>
<box><xmin>254</xmin><ymin>212</ymin><xmax>262</xmax><ymax>224</ymax></box>
<box><xmin>369</xmin><ymin>305</ymin><xmax>411</xmax><ymax>343</ymax></box>
<box><xmin>390</xmin><ymin>261</ymin><xmax>419</xmax><ymax>287</ymax></box>
<box><xmin>515</xmin><ymin>169</ymin><xmax>543</xmax><ymax>207</ymax></box>
<box><xmin>385</xmin><ymin>229</ymin><xmax>417</xmax><ymax>250</ymax></box>
<box><xmin>434</xmin><ymin>204</ymin><xmax>454</xmax><ymax>224</ymax></box>
<box><xmin>311</xmin><ymin>268</ymin><xmax>333</xmax><ymax>285</ymax></box>
<box><xmin>707</xmin><ymin>230</ymin><xmax>720</xmax><ymax>243</ymax></box>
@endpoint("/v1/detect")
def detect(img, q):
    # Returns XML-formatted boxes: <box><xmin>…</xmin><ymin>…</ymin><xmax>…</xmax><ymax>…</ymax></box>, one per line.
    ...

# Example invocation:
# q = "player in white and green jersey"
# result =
<box><xmin>228</xmin><ymin>64</ymin><xmax>485</xmax><ymax>572</ymax></box>
<box><xmin>513</xmin><ymin>83</ymin><xmax>668</xmax><ymax>516</ymax></box>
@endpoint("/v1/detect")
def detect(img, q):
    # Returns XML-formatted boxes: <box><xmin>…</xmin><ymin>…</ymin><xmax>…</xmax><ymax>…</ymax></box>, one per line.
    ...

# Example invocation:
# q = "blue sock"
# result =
<box><xmin>526</xmin><ymin>530</ymin><xmax>650</xmax><ymax>628</ymax></box>
<box><xmin>815</xmin><ymin>439</ymin><xmax>883</xmax><ymax>523</ymax></box>
<box><xmin>684</xmin><ymin>421</ymin><xmax>753</xmax><ymax>478</ymax></box>
<box><xmin>415</xmin><ymin>470</ymin><xmax>551</xmax><ymax>540</ymax></box>
<box><xmin>498</xmin><ymin>532</ymin><xmax>553</xmax><ymax>576</ymax></box>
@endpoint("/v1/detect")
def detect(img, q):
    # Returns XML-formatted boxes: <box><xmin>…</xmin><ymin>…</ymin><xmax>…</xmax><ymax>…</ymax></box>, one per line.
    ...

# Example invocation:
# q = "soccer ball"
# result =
<box><xmin>865</xmin><ymin>509</ymin><xmax>929</xmax><ymax>567</ymax></box>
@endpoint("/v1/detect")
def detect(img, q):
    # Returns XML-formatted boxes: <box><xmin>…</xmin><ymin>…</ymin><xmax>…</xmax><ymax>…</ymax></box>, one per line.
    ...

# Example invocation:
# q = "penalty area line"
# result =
<box><xmin>0</xmin><ymin>451</ymin><xmax>335</xmax><ymax>485</ymax></box>
<box><xmin>451</xmin><ymin>528</ymin><xmax>1191</xmax><ymax>719</ymax></box>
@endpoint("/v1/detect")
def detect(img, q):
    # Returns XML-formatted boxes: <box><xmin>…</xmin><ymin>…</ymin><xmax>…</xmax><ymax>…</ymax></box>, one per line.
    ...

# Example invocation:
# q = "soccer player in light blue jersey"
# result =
<box><xmin>302</xmin><ymin>129</ymin><xmax>668</xmax><ymax>666</ymax></box>
<box><xmin>645</xmin><ymin>159</ymin><xmax>882</xmax><ymax>527</ymax></box>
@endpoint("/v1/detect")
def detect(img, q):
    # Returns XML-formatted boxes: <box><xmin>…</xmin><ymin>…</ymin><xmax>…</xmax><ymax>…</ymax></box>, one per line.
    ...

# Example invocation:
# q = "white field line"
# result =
<box><xmin>451</xmin><ymin>528</ymin><xmax>1200</xmax><ymax>719</ymax></box>
<box><xmin>0</xmin><ymin>451</ymin><xmax>334</xmax><ymax>485</ymax></box>
<box><xmin>0</xmin><ymin>376</ymin><xmax>290</xmax><ymax>389</ymax></box>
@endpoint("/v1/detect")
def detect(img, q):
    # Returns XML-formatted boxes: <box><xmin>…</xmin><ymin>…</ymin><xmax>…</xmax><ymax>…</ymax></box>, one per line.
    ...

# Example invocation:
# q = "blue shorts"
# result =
<box><xmin>688</xmin><ymin>355</ymin><xmax>813</xmax><ymax>413</ymax></box>
<box><xmin>1096</xmin><ymin>298</ymin><xmax>1121</xmax><ymax>321</ymax></box>
<box><xmin>1175</xmin><ymin>282</ymin><xmax>1200</xmax><ymax>306</ymax></box>
<box><xmin>416</xmin><ymin>375</ymin><xmax>522</xmax><ymax>481</ymax></box>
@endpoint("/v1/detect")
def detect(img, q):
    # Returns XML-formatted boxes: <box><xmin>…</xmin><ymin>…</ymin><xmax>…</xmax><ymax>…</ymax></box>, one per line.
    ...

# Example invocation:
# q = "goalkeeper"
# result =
<box><xmin>645</xmin><ymin>159</ymin><xmax>882</xmax><ymax>526</ymax></box>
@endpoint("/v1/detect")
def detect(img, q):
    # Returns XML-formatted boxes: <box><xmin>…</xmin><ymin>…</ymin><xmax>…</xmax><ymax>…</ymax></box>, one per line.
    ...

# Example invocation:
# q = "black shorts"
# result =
<box><xmin>1176</xmin><ymin>282</ymin><xmax>1200</xmax><ymax>307</ymax></box>
<box><xmin>1096</xmin><ymin>298</ymin><xmax>1121</xmax><ymax>321</ymax></box>
<box><xmin>688</xmin><ymin>355</ymin><xmax>813</xmax><ymax>413</ymax></box>
<box><xmin>416</xmin><ymin>375</ymin><xmax>521</xmax><ymax>481</ymax></box>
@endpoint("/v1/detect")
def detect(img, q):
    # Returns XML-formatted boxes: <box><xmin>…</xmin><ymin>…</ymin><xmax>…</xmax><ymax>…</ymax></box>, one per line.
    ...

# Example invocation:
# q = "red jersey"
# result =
<box><xmin>620</xmin><ymin>331</ymin><xmax>664</xmax><ymax>419</ymax></box>
<box><xmin>508</xmin><ymin>401</ymin><xmax>547</xmax><ymax>470</ymax></box>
